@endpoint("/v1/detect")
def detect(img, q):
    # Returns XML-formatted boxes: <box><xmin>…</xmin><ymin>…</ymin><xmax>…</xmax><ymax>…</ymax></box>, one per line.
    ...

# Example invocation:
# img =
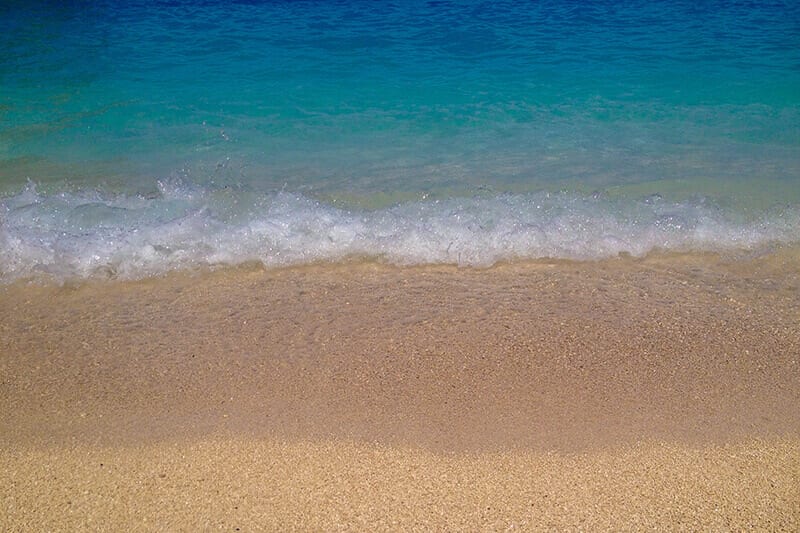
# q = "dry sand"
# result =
<box><xmin>1</xmin><ymin>251</ymin><xmax>799</xmax><ymax>530</ymax></box>
<box><xmin>3</xmin><ymin>438</ymin><xmax>799</xmax><ymax>531</ymax></box>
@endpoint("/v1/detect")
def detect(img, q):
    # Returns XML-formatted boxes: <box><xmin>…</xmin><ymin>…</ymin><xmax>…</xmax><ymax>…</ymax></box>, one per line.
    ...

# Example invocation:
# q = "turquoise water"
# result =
<box><xmin>2</xmin><ymin>1</ymin><xmax>799</xmax><ymax>280</ymax></box>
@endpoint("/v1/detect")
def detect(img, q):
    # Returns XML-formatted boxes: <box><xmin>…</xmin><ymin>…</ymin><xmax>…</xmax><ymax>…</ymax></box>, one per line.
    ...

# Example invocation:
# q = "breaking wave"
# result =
<box><xmin>2</xmin><ymin>182</ymin><xmax>798</xmax><ymax>282</ymax></box>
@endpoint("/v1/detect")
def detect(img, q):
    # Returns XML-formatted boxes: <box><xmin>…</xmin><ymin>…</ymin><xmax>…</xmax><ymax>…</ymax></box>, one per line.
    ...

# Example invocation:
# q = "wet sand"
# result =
<box><xmin>2</xmin><ymin>252</ymin><xmax>799</xmax><ymax>529</ymax></box>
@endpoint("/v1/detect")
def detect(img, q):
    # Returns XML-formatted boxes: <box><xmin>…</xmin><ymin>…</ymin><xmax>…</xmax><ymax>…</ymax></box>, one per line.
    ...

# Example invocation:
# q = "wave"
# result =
<box><xmin>1</xmin><ymin>182</ymin><xmax>798</xmax><ymax>282</ymax></box>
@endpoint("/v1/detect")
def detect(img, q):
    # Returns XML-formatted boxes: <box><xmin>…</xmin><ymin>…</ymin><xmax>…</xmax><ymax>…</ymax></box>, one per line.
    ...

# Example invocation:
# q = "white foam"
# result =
<box><xmin>1</xmin><ymin>182</ymin><xmax>798</xmax><ymax>282</ymax></box>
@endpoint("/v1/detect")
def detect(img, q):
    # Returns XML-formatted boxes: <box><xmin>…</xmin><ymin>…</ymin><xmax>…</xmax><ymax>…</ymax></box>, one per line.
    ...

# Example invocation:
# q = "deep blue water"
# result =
<box><xmin>1</xmin><ymin>0</ymin><xmax>799</xmax><ymax>280</ymax></box>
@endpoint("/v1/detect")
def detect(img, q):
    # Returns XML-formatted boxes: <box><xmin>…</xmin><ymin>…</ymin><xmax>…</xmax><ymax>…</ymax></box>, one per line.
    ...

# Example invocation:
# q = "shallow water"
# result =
<box><xmin>2</xmin><ymin>0</ymin><xmax>799</xmax><ymax>281</ymax></box>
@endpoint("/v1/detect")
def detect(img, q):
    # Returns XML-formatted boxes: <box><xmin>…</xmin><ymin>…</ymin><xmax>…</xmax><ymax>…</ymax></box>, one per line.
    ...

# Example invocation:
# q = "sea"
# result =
<box><xmin>2</xmin><ymin>0</ymin><xmax>799</xmax><ymax>282</ymax></box>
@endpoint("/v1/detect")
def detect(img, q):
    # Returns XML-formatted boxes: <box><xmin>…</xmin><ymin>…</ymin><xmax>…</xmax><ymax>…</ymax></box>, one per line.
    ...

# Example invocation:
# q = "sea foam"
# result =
<box><xmin>1</xmin><ymin>182</ymin><xmax>798</xmax><ymax>282</ymax></box>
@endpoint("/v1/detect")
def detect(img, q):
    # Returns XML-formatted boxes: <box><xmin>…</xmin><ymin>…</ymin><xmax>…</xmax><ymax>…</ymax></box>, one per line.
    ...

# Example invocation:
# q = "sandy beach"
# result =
<box><xmin>2</xmin><ymin>251</ymin><xmax>799</xmax><ymax>530</ymax></box>
<box><xmin>4</xmin><ymin>0</ymin><xmax>800</xmax><ymax>529</ymax></box>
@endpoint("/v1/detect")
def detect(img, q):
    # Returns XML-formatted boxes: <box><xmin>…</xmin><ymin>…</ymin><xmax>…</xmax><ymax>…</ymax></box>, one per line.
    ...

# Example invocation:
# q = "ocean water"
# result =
<box><xmin>1</xmin><ymin>0</ymin><xmax>799</xmax><ymax>281</ymax></box>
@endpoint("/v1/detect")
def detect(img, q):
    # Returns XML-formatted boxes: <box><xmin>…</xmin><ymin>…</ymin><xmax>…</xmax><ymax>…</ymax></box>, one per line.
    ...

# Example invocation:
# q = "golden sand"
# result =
<box><xmin>3</xmin><ymin>438</ymin><xmax>798</xmax><ymax>531</ymax></box>
<box><xmin>2</xmin><ymin>252</ymin><xmax>799</xmax><ymax>529</ymax></box>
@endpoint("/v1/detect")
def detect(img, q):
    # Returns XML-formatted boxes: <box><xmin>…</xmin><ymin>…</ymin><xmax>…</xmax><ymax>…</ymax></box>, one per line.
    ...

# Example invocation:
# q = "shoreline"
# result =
<box><xmin>2</xmin><ymin>252</ymin><xmax>799</xmax><ymax>527</ymax></box>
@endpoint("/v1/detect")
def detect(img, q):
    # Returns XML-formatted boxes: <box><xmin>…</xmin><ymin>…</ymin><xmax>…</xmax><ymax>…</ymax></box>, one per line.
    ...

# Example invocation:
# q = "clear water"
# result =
<box><xmin>2</xmin><ymin>0</ymin><xmax>799</xmax><ymax>281</ymax></box>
